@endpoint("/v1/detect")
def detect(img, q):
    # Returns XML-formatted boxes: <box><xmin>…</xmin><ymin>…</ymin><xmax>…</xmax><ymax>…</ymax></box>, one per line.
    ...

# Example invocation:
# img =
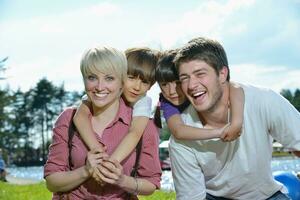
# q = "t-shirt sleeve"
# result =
<box><xmin>132</xmin><ymin>95</ymin><xmax>152</xmax><ymax>118</ymax></box>
<box><xmin>169</xmin><ymin>137</ymin><xmax>206</xmax><ymax>200</ymax></box>
<box><xmin>264</xmin><ymin>89</ymin><xmax>300</xmax><ymax>151</ymax></box>
<box><xmin>137</xmin><ymin>120</ymin><xmax>162</xmax><ymax>188</ymax></box>
<box><xmin>160</xmin><ymin>97</ymin><xmax>180</xmax><ymax>120</ymax></box>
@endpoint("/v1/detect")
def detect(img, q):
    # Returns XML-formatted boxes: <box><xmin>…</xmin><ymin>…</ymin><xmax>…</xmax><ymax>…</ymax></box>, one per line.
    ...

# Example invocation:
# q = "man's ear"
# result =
<box><xmin>219</xmin><ymin>66</ymin><xmax>228</xmax><ymax>84</ymax></box>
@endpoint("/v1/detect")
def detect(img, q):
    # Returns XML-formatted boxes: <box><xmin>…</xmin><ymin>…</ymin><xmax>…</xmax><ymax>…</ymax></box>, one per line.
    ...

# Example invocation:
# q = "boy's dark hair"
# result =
<box><xmin>155</xmin><ymin>49</ymin><xmax>179</xmax><ymax>84</ymax></box>
<box><xmin>125</xmin><ymin>47</ymin><xmax>161</xmax><ymax>86</ymax></box>
<box><xmin>174</xmin><ymin>37</ymin><xmax>230</xmax><ymax>81</ymax></box>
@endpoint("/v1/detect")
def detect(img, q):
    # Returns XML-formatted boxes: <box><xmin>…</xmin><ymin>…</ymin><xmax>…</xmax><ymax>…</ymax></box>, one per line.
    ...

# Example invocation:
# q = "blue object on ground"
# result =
<box><xmin>0</xmin><ymin>158</ymin><xmax>5</xmax><ymax>170</ymax></box>
<box><xmin>274</xmin><ymin>171</ymin><xmax>300</xmax><ymax>200</ymax></box>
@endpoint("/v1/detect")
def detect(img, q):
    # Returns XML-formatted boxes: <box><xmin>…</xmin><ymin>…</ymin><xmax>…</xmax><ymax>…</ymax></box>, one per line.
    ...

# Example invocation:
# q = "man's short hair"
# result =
<box><xmin>174</xmin><ymin>37</ymin><xmax>230</xmax><ymax>81</ymax></box>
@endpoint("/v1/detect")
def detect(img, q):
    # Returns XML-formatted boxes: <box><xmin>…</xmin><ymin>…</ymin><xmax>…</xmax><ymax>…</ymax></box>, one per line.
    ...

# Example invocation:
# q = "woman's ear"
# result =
<box><xmin>219</xmin><ymin>66</ymin><xmax>229</xmax><ymax>84</ymax></box>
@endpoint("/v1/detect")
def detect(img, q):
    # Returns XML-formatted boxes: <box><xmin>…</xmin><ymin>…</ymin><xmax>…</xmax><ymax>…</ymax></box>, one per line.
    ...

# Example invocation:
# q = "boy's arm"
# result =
<box><xmin>221</xmin><ymin>82</ymin><xmax>244</xmax><ymax>141</ymax></box>
<box><xmin>110</xmin><ymin>116</ymin><xmax>149</xmax><ymax>162</ymax></box>
<box><xmin>73</xmin><ymin>101</ymin><xmax>103</xmax><ymax>150</ymax></box>
<box><xmin>111</xmin><ymin>95</ymin><xmax>151</xmax><ymax>162</ymax></box>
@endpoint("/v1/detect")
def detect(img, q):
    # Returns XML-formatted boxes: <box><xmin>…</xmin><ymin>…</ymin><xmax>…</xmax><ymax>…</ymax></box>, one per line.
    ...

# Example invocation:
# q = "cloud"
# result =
<box><xmin>1</xmin><ymin>0</ymin><xmax>299</xmax><ymax>95</ymax></box>
<box><xmin>231</xmin><ymin>64</ymin><xmax>300</xmax><ymax>92</ymax></box>
<box><xmin>153</xmin><ymin>0</ymin><xmax>256</xmax><ymax>48</ymax></box>
<box><xmin>0</xmin><ymin>2</ymin><xmax>123</xmax><ymax>51</ymax></box>
<box><xmin>152</xmin><ymin>0</ymin><xmax>300</xmax><ymax>70</ymax></box>
<box><xmin>0</xmin><ymin>2</ymin><xmax>125</xmax><ymax>91</ymax></box>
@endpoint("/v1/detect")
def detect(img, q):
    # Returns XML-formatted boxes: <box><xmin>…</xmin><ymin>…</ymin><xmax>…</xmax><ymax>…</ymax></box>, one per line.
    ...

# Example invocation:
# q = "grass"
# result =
<box><xmin>0</xmin><ymin>181</ymin><xmax>175</xmax><ymax>200</ymax></box>
<box><xmin>272</xmin><ymin>151</ymin><xmax>292</xmax><ymax>157</ymax></box>
<box><xmin>0</xmin><ymin>182</ymin><xmax>52</xmax><ymax>200</ymax></box>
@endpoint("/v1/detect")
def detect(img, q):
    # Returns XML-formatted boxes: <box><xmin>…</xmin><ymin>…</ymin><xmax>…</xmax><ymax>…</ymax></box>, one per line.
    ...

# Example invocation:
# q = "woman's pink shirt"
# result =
<box><xmin>44</xmin><ymin>99</ymin><xmax>161</xmax><ymax>199</ymax></box>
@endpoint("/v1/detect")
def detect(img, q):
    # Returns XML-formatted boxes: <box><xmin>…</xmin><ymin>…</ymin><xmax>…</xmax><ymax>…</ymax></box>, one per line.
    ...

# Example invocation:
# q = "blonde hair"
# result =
<box><xmin>80</xmin><ymin>46</ymin><xmax>127</xmax><ymax>82</ymax></box>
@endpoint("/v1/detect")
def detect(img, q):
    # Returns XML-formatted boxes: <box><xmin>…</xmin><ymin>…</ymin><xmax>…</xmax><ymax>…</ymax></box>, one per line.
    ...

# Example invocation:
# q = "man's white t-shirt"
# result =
<box><xmin>169</xmin><ymin>84</ymin><xmax>300</xmax><ymax>200</ymax></box>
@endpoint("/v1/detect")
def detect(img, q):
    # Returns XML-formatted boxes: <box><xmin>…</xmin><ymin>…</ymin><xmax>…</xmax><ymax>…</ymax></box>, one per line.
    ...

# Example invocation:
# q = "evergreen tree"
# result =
<box><xmin>31</xmin><ymin>78</ymin><xmax>61</xmax><ymax>162</ymax></box>
<box><xmin>0</xmin><ymin>57</ymin><xmax>8</xmax><ymax>80</ymax></box>
<box><xmin>292</xmin><ymin>89</ymin><xmax>300</xmax><ymax>112</ymax></box>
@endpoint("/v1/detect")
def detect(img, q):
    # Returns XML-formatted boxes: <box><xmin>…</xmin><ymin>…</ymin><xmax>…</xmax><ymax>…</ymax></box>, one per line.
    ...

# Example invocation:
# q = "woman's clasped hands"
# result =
<box><xmin>85</xmin><ymin>147</ymin><xmax>125</xmax><ymax>187</ymax></box>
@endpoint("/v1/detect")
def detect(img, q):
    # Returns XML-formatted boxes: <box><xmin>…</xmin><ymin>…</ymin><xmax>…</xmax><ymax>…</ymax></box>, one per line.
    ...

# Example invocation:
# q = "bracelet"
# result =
<box><xmin>133</xmin><ymin>178</ymin><xmax>139</xmax><ymax>195</ymax></box>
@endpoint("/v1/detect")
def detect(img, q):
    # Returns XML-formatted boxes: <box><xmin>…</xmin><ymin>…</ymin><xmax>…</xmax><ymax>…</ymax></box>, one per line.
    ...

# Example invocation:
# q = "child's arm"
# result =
<box><xmin>73</xmin><ymin>100</ymin><xmax>104</xmax><ymax>151</ymax></box>
<box><xmin>110</xmin><ymin>96</ymin><xmax>151</xmax><ymax>162</ymax></box>
<box><xmin>221</xmin><ymin>82</ymin><xmax>244</xmax><ymax>142</ymax></box>
<box><xmin>161</xmin><ymin>98</ymin><xmax>226</xmax><ymax>140</ymax></box>
<box><xmin>110</xmin><ymin>116</ymin><xmax>149</xmax><ymax>162</ymax></box>
<box><xmin>167</xmin><ymin>114</ymin><xmax>226</xmax><ymax>140</ymax></box>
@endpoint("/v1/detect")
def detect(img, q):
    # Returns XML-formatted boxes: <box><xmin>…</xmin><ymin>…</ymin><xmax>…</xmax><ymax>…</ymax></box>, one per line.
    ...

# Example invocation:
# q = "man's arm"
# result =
<box><xmin>265</xmin><ymin>90</ymin><xmax>300</xmax><ymax>156</ymax></box>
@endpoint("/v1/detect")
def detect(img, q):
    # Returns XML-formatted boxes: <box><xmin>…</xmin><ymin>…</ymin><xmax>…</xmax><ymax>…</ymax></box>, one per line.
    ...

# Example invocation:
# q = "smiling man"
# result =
<box><xmin>168</xmin><ymin>37</ymin><xmax>300</xmax><ymax>200</ymax></box>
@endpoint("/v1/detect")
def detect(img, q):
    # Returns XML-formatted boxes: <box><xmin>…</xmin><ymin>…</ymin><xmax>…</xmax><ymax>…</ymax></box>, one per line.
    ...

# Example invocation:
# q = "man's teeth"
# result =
<box><xmin>193</xmin><ymin>91</ymin><xmax>205</xmax><ymax>97</ymax></box>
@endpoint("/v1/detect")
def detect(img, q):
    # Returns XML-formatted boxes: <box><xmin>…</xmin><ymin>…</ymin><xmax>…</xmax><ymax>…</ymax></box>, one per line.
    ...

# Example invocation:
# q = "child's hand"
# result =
<box><xmin>91</xmin><ymin>144</ymin><xmax>106</xmax><ymax>154</ymax></box>
<box><xmin>97</xmin><ymin>159</ymin><xmax>125</xmax><ymax>187</ymax></box>
<box><xmin>92</xmin><ymin>166</ymin><xmax>106</xmax><ymax>186</ymax></box>
<box><xmin>89</xmin><ymin>147</ymin><xmax>108</xmax><ymax>186</ymax></box>
<box><xmin>85</xmin><ymin>148</ymin><xmax>107</xmax><ymax>176</ymax></box>
<box><xmin>220</xmin><ymin>123</ymin><xmax>242</xmax><ymax>142</ymax></box>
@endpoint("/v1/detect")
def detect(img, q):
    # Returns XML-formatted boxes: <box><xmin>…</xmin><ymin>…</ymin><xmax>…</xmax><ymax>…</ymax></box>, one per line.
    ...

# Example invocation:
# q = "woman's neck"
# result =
<box><xmin>92</xmin><ymin>99</ymin><xmax>120</xmax><ymax>124</ymax></box>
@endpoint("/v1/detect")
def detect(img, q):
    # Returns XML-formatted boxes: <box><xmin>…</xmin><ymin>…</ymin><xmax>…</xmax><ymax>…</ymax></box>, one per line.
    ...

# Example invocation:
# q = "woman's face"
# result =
<box><xmin>84</xmin><ymin>71</ymin><xmax>122</xmax><ymax>111</ymax></box>
<box><xmin>159</xmin><ymin>80</ymin><xmax>186</xmax><ymax>106</ymax></box>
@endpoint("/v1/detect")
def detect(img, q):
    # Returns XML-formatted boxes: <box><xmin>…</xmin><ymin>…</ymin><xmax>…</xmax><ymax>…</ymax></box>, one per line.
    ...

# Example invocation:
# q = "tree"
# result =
<box><xmin>10</xmin><ymin>89</ymin><xmax>36</xmax><ymax>165</ymax></box>
<box><xmin>30</xmin><ymin>78</ymin><xmax>81</xmax><ymax>163</ymax></box>
<box><xmin>31</xmin><ymin>78</ymin><xmax>61</xmax><ymax>162</ymax></box>
<box><xmin>281</xmin><ymin>88</ymin><xmax>300</xmax><ymax>112</ymax></box>
<box><xmin>0</xmin><ymin>57</ymin><xmax>8</xmax><ymax>80</ymax></box>
<box><xmin>0</xmin><ymin>87</ymin><xmax>17</xmax><ymax>162</ymax></box>
<box><xmin>280</xmin><ymin>89</ymin><xmax>293</xmax><ymax>102</ymax></box>
<box><xmin>292</xmin><ymin>89</ymin><xmax>300</xmax><ymax>112</ymax></box>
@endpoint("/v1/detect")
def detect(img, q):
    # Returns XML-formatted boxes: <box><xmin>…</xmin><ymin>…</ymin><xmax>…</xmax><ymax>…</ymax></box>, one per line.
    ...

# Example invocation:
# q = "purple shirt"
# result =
<box><xmin>159</xmin><ymin>93</ymin><xmax>190</xmax><ymax>120</ymax></box>
<box><xmin>44</xmin><ymin>99</ymin><xmax>161</xmax><ymax>200</ymax></box>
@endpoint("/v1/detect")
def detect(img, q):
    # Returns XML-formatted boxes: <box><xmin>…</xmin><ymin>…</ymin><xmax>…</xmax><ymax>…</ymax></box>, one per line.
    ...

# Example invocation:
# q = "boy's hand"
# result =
<box><xmin>85</xmin><ymin>147</ymin><xmax>108</xmax><ymax>186</ymax></box>
<box><xmin>91</xmin><ymin>146</ymin><xmax>108</xmax><ymax>185</ymax></box>
<box><xmin>85</xmin><ymin>149</ymin><xmax>107</xmax><ymax>176</ymax></box>
<box><xmin>96</xmin><ymin>158</ymin><xmax>125</xmax><ymax>187</ymax></box>
<box><xmin>221</xmin><ymin>123</ymin><xmax>242</xmax><ymax>142</ymax></box>
<box><xmin>91</xmin><ymin>144</ymin><xmax>107</xmax><ymax>154</ymax></box>
<box><xmin>92</xmin><ymin>166</ymin><xmax>106</xmax><ymax>186</ymax></box>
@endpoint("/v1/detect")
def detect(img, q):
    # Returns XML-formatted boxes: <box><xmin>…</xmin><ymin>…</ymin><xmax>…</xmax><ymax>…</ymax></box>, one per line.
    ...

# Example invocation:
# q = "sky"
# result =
<box><xmin>1</xmin><ymin>0</ymin><xmax>300</xmax><ymax>107</ymax></box>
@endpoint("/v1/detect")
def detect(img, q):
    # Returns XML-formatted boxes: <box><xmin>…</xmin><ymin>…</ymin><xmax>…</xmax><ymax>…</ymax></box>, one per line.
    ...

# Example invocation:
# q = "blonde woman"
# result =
<box><xmin>44</xmin><ymin>46</ymin><xmax>161</xmax><ymax>199</ymax></box>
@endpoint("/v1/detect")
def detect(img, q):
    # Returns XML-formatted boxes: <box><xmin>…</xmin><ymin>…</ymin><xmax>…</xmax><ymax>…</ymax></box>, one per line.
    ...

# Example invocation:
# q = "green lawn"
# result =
<box><xmin>0</xmin><ymin>182</ymin><xmax>52</xmax><ymax>200</ymax></box>
<box><xmin>0</xmin><ymin>181</ymin><xmax>175</xmax><ymax>200</ymax></box>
